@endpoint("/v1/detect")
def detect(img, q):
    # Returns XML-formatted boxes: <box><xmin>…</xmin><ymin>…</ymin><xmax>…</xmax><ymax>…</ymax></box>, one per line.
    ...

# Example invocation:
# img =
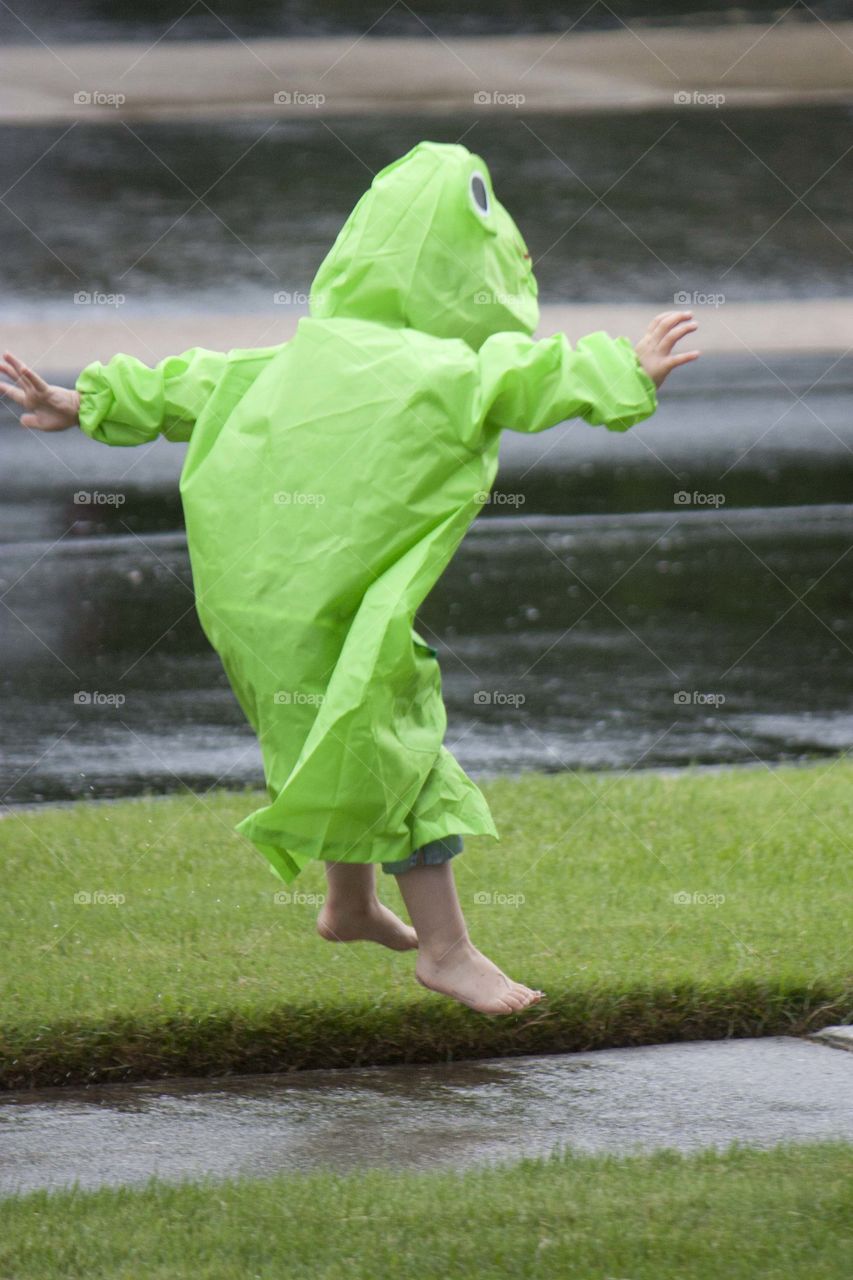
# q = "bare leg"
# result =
<box><xmin>393</xmin><ymin>860</ymin><xmax>545</xmax><ymax>1015</ymax></box>
<box><xmin>317</xmin><ymin>861</ymin><xmax>418</xmax><ymax>951</ymax></box>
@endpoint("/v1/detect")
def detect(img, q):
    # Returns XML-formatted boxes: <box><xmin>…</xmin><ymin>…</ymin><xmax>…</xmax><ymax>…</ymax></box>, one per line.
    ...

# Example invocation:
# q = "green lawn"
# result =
<box><xmin>2</xmin><ymin>760</ymin><xmax>851</xmax><ymax>1087</ymax></box>
<box><xmin>2</xmin><ymin>1141</ymin><xmax>851</xmax><ymax>1279</ymax></box>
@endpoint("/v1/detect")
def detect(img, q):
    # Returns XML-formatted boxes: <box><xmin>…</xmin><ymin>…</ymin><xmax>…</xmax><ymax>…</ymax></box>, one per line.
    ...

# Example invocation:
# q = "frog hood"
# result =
<box><xmin>309</xmin><ymin>141</ymin><xmax>539</xmax><ymax>352</ymax></box>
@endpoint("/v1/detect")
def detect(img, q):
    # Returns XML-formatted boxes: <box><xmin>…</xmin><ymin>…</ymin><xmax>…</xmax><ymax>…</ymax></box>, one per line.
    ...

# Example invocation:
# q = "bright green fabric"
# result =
<box><xmin>76</xmin><ymin>140</ymin><xmax>658</xmax><ymax>884</ymax></box>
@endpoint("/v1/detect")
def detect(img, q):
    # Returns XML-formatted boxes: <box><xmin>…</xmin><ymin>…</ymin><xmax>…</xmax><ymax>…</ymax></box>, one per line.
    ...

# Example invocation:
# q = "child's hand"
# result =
<box><xmin>634</xmin><ymin>311</ymin><xmax>700</xmax><ymax>390</ymax></box>
<box><xmin>0</xmin><ymin>350</ymin><xmax>80</xmax><ymax>432</ymax></box>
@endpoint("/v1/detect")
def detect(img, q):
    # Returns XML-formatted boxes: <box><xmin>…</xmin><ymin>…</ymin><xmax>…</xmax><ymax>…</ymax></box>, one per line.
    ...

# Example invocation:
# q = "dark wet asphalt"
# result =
<box><xmin>2</xmin><ymin>107</ymin><xmax>852</xmax><ymax>310</ymax></box>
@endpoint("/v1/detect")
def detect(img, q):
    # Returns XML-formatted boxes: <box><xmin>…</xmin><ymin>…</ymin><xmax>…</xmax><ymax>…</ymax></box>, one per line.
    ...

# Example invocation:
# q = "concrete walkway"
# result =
<box><xmin>2</xmin><ymin>1035</ymin><xmax>851</xmax><ymax>1194</ymax></box>
<box><xmin>6</xmin><ymin>299</ymin><xmax>853</xmax><ymax>375</ymax></box>
<box><xmin>3</xmin><ymin>23</ymin><xmax>853</xmax><ymax>123</ymax></box>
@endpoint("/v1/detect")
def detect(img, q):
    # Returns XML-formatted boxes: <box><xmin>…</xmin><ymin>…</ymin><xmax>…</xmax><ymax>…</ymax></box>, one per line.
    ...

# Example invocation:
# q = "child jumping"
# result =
<box><xmin>1</xmin><ymin>141</ymin><xmax>699</xmax><ymax>1016</ymax></box>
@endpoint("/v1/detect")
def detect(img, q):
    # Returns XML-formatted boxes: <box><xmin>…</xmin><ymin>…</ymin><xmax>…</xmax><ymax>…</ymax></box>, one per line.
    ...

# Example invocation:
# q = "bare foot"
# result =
<box><xmin>317</xmin><ymin>899</ymin><xmax>418</xmax><ymax>951</ymax></box>
<box><xmin>415</xmin><ymin>940</ymin><xmax>545</xmax><ymax>1015</ymax></box>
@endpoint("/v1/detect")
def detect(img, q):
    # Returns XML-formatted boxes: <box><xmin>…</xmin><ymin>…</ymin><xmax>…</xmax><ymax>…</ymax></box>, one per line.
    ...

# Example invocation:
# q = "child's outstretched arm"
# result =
<box><xmin>1</xmin><ymin>346</ymin><xmax>234</xmax><ymax>447</ymax></box>
<box><xmin>474</xmin><ymin>310</ymin><xmax>699</xmax><ymax>438</ymax></box>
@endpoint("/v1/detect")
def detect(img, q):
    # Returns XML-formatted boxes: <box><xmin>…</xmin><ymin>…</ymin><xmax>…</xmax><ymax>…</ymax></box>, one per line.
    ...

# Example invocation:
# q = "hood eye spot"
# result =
<box><xmin>469</xmin><ymin>172</ymin><xmax>490</xmax><ymax>217</ymax></box>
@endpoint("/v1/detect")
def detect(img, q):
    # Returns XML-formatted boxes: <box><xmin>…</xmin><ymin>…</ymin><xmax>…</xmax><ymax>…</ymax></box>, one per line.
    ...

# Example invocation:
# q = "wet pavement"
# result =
<box><xmin>3</xmin><ymin>491</ymin><xmax>853</xmax><ymax>803</ymax></box>
<box><xmin>0</xmin><ymin>2</ymin><xmax>825</xmax><ymax>45</ymax></box>
<box><xmin>2</xmin><ymin>107</ymin><xmax>853</xmax><ymax>310</ymax></box>
<box><xmin>1</xmin><ymin>1036</ymin><xmax>851</xmax><ymax>1195</ymax></box>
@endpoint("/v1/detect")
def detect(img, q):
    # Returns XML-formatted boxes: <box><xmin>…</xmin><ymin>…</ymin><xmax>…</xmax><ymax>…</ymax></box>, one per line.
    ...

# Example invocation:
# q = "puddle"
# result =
<box><xmin>2</xmin><ymin>1036</ymin><xmax>851</xmax><ymax>1195</ymax></box>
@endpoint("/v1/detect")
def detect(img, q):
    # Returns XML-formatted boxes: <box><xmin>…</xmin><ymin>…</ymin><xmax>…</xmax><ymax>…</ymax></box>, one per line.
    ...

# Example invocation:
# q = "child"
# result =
<box><xmin>1</xmin><ymin>141</ymin><xmax>699</xmax><ymax>1016</ymax></box>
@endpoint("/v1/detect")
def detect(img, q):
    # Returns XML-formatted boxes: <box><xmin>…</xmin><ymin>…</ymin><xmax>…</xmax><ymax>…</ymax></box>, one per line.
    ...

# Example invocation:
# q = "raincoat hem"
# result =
<box><xmin>237</xmin><ymin>813</ymin><xmax>500</xmax><ymax>885</ymax></box>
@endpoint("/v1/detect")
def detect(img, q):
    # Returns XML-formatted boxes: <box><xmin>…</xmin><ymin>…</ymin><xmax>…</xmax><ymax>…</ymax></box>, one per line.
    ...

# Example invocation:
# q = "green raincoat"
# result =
<box><xmin>76</xmin><ymin>140</ymin><xmax>658</xmax><ymax>884</ymax></box>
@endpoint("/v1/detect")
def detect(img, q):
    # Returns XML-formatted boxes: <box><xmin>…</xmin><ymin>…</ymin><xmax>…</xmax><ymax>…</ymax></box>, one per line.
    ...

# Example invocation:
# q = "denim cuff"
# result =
<box><xmin>380</xmin><ymin>833</ymin><xmax>463</xmax><ymax>875</ymax></box>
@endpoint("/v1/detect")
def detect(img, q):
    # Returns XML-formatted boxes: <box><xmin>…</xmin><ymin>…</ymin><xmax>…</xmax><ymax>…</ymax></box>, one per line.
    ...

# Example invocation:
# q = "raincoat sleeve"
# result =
<box><xmin>75</xmin><ymin>347</ymin><xmax>230</xmax><ymax>446</ymax></box>
<box><xmin>476</xmin><ymin>329</ymin><xmax>658</xmax><ymax>435</ymax></box>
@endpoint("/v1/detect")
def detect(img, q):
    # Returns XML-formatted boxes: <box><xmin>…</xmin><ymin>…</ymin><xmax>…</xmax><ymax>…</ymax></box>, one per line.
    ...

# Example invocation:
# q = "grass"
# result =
<box><xmin>1</xmin><ymin>1140</ymin><xmax>851</xmax><ymax>1278</ymax></box>
<box><xmin>2</xmin><ymin>760</ymin><xmax>851</xmax><ymax>1088</ymax></box>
